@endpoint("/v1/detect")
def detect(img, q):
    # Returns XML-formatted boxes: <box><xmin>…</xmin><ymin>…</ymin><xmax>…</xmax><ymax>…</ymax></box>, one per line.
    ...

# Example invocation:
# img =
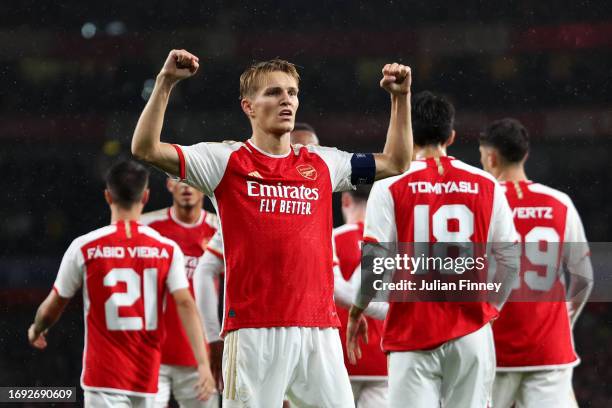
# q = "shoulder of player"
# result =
<box><xmin>183</xmin><ymin>140</ymin><xmax>245</xmax><ymax>156</ymax></box>
<box><xmin>527</xmin><ymin>182</ymin><xmax>574</xmax><ymax>208</ymax></box>
<box><xmin>301</xmin><ymin>144</ymin><xmax>350</xmax><ymax>159</ymax></box>
<box><xmin>333</xmin><ymin>223</ymin><xmax>361</xmax><ymax>238</ymax></box>
<box><xmin>204</xmin><ymin>211</ymin><xmax>219</xmax><ymax>229</ymax></box>
<box><xmin>140</xmin><ymin>208</ymin><xmax>170</xmax><ymax>225</ymax></box>
<box><xmin>448</xmin><ymin>158</ymin><xmax>498</xmax><ymax>184</ymax></box>
<box><xmin>70</xmin><ymin>225</ymin><xmax>118</xmax><ymax>250</ymax></box>
<box><xmin>372</xmin><ymin>161</ymin><xmax>429</xmax><ymax>191</ymax></box>
<box><xmin>137</xmin><ymin>225</ymin><xmax>181</xmax><ymax>250</ymax></box>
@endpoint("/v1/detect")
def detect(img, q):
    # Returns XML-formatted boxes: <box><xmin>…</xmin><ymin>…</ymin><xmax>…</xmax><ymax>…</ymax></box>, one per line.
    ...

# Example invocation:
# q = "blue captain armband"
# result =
<box><xmin>350</xmin><ymin>153</ymin><xmax>376</xmax><ymax>185</ymax></box>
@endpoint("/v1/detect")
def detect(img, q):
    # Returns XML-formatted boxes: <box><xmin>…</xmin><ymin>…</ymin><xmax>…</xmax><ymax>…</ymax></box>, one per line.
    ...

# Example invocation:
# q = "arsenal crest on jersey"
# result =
<box><xmin>296</xmin><ymin>164</ymin><xmax>317</xmax><ymax>180</ymax></box>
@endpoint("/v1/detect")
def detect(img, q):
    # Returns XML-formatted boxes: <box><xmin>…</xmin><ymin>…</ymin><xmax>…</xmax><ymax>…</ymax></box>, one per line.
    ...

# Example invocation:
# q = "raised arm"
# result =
<box><xmin>131</xmin><ymin>49</ymin><xmax>200</xmax><ymax>176</ymax></box>
<box><xmin>373</xmin><ymin>63</ymin><xmax>413</xmax><ymax>180</ymax></box>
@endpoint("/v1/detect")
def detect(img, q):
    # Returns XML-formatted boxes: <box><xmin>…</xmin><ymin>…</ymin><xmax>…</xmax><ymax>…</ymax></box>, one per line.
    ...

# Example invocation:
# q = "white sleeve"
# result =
<box><xmin>363</xmin><ymin>180</ymin><xmax>397</xmax><ymax>243</ymax></box>
<box><xmin>175</xmin><ymin>142</ymin><xmax>236</xmax><ymax>196</ymax></box>
<box><xmin>206</xmin><ymin>230</ymin><xmax>224</xmax><ymax>258</ymax></box>
<box><xmin>489</xmin><ymin>183</ymin><xmax>520</xmax><ymax>243</ymax></box>
<box><xmin>53</xmin><ymin>239</ymin><xmax>85</xmax><ymax>298</ymax></box>
<box><xmin>354</xmin><ymin>180</ymin><xmax>397</xmax><ymax>310</ymax></box>
<box><xmin>334</xmin><ymin>264</ymin><xmax>388</xmax><ymax>320</ymax></box>
<box><xmin>488</xmin><ymin>183</ymin><xmax>521</xmax><ymax>310</ymax></box>
<box><xmin>348</xmin><ymin>265</ymin><xmax>389</xmax><ymax>320</ymax></box>
<box><xmin>193</xmin><ymin>250</ymin><xmax>224</xmax><ymax>342</ymax></box>
<box><xmin>308</xmin><ymin>145</ymin><xmax>355</xmax><ymax>192</ymax></box>
<box><xmin>166</xmin><ymin>244</ymin><xmax>189</xmax><ymax>293</ymax></box>
<box><xmin>333</xmin><ymin>264</ymin><xmax>355</xmax><ymax>309</ymax></box>
<box><xmin>563</xmin><ymin>200</ymin><xmax>593</xmax><ymax>326</ymax></box>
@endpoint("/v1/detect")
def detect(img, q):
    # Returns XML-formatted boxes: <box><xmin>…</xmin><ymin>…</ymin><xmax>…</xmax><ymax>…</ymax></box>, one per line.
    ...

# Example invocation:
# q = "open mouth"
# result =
<box><xmin>279</xmin><ymin>109</ymin><xmax>293</xmax><ymax>118</ymax></box>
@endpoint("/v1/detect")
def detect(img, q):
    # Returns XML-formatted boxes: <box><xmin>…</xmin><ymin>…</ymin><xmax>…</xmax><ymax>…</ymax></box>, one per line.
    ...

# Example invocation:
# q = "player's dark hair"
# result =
<box><xmin>106</xmin><ymin>160</ymin><xmax>149</xmax><ymax>209</ymax></box>
<box><xmin>480</xmin><ymin>118</ymin><xmax>530</xmax><ymax>163</ymax></box>
<box><xmin>347</xmin><ymin>185</ymin><xmax>371</xmax><ymax>204</ymax></box>
<box><xmin>412</xmin><ymin>91</ymin><xmax>455</xmax><ymax>146</ymax></box>
<box><xmin>293</xmin><ymin>122</ymin><xmax>316</xmax><ymax>134</ymax></box>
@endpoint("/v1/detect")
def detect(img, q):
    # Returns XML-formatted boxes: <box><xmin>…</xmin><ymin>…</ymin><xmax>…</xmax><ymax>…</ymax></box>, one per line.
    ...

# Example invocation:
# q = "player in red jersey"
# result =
<box><xmin>131</xmin><ymin>49</ymin><xmax>413</xmax><ymax>407</ymax></box>
<box><xmin>193</xmin><ymin>123</ymin><xmax>322</xmax><ymax>408</ymax></box>
<box><xmin>194</xmin><ymin>125</ymin><xmax>385</xmax><ymax>407</ymax></box>
<box><xmin>348</xmin><ymin>91</ymin><xmax>520</xmax><ymax>408</ymax></box>
<box><xmin>332</xmin><ymin>186</ymin><xmax>389</xmax><ymax>407</ymax></box>
<box><xmin>141</xmin><ymin>177</ymin><xmax>219</xmax><ymax>408</ymax></box>
<box><xmin>479</xmin><ymin>118</ymin><xmax>593</xmax><ymax>408</ymax></box>
<box><xmin>27</xmin><ymin>160</ymin><xmax>215</xmax><ymax>407</ymax></box>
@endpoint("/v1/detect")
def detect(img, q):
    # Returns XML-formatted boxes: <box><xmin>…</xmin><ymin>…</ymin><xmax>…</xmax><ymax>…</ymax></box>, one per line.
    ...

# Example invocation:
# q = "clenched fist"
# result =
<box><xmin>158</xmin><ymin>49</ymin><xmax>200</xmax><ymax>84</ymax></box>
<box><xmin>380</xmin><ymin>63</ymin><xmax>411</xmax><ymax>96</ymax></box>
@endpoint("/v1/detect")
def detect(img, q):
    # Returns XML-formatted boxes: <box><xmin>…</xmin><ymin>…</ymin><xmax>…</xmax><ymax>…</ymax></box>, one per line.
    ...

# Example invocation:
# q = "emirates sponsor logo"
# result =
<box><xmin>246</xmin><ymin>181</ymin><xmax>320</xmax><ymax>200</ymax></box>
<box><xmin>248</xmin><ymin>171</ymin><xmax>264</xmax><ymax>179</ymax></box>
<box><xmin>296</xmin><ymin>164</ymin><xmax>317</xmax><ymax>180</ymax></box>
<box><xmin>246</xmin><ymin>180</ymin><xmax>319</xmax><ymax>215</ymax></box>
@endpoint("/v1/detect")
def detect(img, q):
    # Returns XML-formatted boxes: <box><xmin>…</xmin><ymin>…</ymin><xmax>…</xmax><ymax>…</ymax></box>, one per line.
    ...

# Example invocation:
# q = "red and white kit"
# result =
<box><xmin>141</xmin><ymin>207</ymin><xmax>217</xmax><ymax>367</ymax></box>
<box><xmin>193</xmin><ymin>230</ymin><xmax>225</xmax><ymax>344</ymax></box>
<box><xmin>333</xmin><ymin>222</ymin><xmax>388</xmax><ymax>407</ymax></box>
<box><xmin>174</xmin><ymin>140</ymin><xmax>356</xmax><ymax>407</ymax></box>
<box><xmin>52</xmin><ymin>221</ymin><xmax>189</xmax><ymax>398</ymax></box>
<box><xmin>361</xmin><ymin>156</ymin><xmax>519</xmax><ymax>408</ymax></box>
<box><xmin>141</xmin><ymin>208</ymin><xmax>218</xmax><ymax>407</ymax></box>
<box><xmin>492</xmin><ymin>181</ymin><xmax>592</xmax><ymax>408</ymax></box>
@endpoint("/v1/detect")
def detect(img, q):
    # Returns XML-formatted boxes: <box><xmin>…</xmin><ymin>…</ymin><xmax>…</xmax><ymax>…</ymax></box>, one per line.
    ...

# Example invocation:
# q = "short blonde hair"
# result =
<box><xmin>239</xmin><ymin>59</ymin><xmax>300</xmax><ymax>100</ymax></box>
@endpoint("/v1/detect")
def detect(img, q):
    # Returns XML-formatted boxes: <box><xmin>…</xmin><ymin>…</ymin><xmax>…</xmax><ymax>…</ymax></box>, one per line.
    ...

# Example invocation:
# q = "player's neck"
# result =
<box><xmin>344</xmin><ymin>207</ymin><xmax>366</xmax><ymax>225</ymax></box>
<box><xmin>414</xmin><ymin>145</ymin><xmax>447</xmax><ymax>160</ymax></box>
<box><xmin>250</xmin><ymin>130</ymin><xmax>291</xmax><ymax>156</ymax></box>
<box><xmin>497</xmin><ymin>166</ymin><xmax>528</xmax><ymax>182</ymax></box>
<box><xmin>172</xmin><ymin>204</ymin><xmax>202</xmax><ymax>225</ymax></box>
<box><xmin>110</xmin><ymin>206</ymin><xmax>142</xmax><ymax>224</ymax></box>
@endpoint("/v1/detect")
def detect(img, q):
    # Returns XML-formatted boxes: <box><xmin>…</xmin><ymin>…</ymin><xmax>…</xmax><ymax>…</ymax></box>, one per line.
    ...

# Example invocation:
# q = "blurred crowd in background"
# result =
<box><xmin>1</xmin><ymin>1</ymin><xmax>611</xmax><ymax>405</ymax></box>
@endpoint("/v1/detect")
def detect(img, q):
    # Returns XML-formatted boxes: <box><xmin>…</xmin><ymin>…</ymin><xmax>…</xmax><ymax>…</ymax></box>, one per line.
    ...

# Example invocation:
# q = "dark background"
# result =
<box><xmin>1</xmin><ymin>1</ymin><xmax>611</xmax><ymax>406</ymax></box>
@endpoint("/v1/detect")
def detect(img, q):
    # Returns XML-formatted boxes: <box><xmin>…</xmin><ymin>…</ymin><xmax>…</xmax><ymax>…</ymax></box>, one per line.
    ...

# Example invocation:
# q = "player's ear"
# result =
<box><xmin>241</xmin><ymin>98</ymin><xmax>254</xmax><ymax>117</ymax></box>
<box><xmin>141</xmin><ymin>189</ymin><xmax>150</xmax><ymax>205</ymax></box>
<box><xmin>166</xmin><ymin>178</ymin><xmax>175</xmax><ymax>193</ymax></box>
<box><xmin>490</xmin><ymin>149</ymin><xmax>499</xmax><ymax>169</ymax></box>
<box><xmin>341</xmin><ymin>192</ymin><xmax>352</xmax><ymax>208</ymax></box>
<box><xmin>446</xmin><ymin>130</ymin><xmax>456</xmax><ymax>147</ymax></box>
<box><xmin>104</xmin><ymin>189</ymin><xmax>113</xmax><ymax>205</ymax></box>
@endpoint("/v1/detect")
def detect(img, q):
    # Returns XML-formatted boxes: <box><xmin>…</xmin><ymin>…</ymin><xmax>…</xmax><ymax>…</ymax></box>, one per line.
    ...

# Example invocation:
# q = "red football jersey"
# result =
<box><xmin>53</xmin><ymin>221</ymin><xmax>189</xmax><ymax>396</ymax></box>
<box><xmin>174</xmin><ymin>140</ymin><xmax>355</xmax><ymax>335</ymax></box>
<box><xmin>141</xmin><ymin>207</ymin><xmax>218</xmax><ymax>366</ymax></box>
<box><xmin>363</xmin><ymin>156</ymin><xmax>518</xmax><ymax>352</ymax></box>
<box><xmin>333</xmin><ymin>222</ymin><xmax>387</xmax><ymax>378</ymax></box>
<box><xmin>493</xmin><ymin>181</ymin><xmax>591</xmax><ymax>370</ymax></box>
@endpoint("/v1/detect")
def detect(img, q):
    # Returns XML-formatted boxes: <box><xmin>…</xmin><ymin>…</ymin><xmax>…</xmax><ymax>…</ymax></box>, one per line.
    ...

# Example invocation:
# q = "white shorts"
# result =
<box><xmin>222</xmin><ymin>327</ymin><xmax>354</xmax><ymax>408</ymax></box>
<box><xmin>84</xmin><ymin>390</ymin><xmax>154</xmax><ymax>408</ymax></box>
<box><xmin>351</xmin><ymin>379</ymin><xmax>388</xmax><ymax>408</ymax></box>
<box><xmin>388</xmin><ymin>323</ymin><xmax>495</xmax><ymax>408</ymax></box>
<box><xmin>492</xmin><ymin>368</ymin><xmax>578</xmax><ymax>408</ymax></box>
<box><xmin>154</xmin><ymin>364</ymin><xmax>220</xmax><ymax>408</ymax></box>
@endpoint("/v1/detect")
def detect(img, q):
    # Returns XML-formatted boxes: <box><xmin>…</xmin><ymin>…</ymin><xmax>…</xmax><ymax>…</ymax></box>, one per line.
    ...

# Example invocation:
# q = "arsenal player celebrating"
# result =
<box><xmin>132</xmin><ymin>49</ymin><xmax>413</xmax><ymax>407</ymax></box>
<box><xmin>141</xmin><ymin>178</ymin><xmax>219</xmax><ymax>408</ymax></box>
<box><xmin>480</xmin><ymin>118</ymin><xmax>593</xmax><ymax>408</ymax></box>
<box><xmin>348</xmin><ymin>91</ymin><xmax>520</xmax><ymax>408</ymax></box>
<box><xmin>27</xmin><ymin>161</ymin><xmax>215</xmax><ymax>407</ymax></box>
